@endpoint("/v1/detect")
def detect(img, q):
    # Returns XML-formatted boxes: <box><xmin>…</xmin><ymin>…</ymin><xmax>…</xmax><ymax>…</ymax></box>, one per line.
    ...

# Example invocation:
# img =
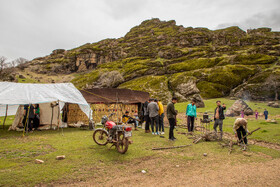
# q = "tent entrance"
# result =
<box><xmin>9</xmin><ymin>103</ymin><xmax>63</xmax><ymax>131</ymax></box>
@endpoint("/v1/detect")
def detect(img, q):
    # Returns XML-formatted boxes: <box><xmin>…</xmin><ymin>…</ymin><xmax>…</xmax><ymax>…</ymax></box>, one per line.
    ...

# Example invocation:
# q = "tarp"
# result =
<box><xmin>0</xmin><ymin>82</ymin><xmax>91</xmax><ymax>118</ymax></box>
<box><xmin>81</xmin><ymin>88</ymin><xmax>150</xmax><ymax>104</ymax></box>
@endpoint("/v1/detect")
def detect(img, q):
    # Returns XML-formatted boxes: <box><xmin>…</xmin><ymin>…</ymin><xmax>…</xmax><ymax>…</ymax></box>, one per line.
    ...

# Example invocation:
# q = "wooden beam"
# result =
<box><xmin>2</xmin><ymin>105</ymin><xmax>8</xmax><ymax>129</ymax></box>
<box><xmin>152</xmin><ymin>145</ymin><xmax>191</xmax><ymax>150</ymax></box>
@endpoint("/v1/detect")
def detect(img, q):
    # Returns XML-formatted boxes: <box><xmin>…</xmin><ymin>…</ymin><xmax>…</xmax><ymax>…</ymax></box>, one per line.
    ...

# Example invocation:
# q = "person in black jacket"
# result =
<box><xmin>22</xmin><ymin>104</ymin><xmax>35</xmax><ymax>132</ymax></box>
<box><xmin>213</xmin><ymin>101</ymin><xmax>226</xmax><ymax>140</ymax></box>
<box><xmin>167</xmin><ymin>97</ymin><xmax>178</xmax><ymax>141</ymax></box>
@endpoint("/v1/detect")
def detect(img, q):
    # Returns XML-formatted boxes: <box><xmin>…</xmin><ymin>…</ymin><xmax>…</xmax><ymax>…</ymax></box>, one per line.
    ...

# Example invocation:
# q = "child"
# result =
<box><xmin>255</xmin><ymin>110</ymin><xmax>258</xmax><ymax>120</ymax></box>
<box><xmin>241</xmin><ymin>110</ymin><xmax>244</xmax><ymax>118</ymax></box>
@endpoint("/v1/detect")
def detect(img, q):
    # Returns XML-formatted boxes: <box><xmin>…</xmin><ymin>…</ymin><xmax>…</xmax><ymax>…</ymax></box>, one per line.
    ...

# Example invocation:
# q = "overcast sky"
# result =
<box><xmin>1</xmin><ymin>0</ymin><xmax>280</xmax><ymax>61</ymax></box>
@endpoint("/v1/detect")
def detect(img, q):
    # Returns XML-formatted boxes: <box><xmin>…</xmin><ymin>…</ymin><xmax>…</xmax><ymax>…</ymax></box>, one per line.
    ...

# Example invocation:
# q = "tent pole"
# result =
<box><xmin>2</xmin><ymin>105</ymin><xmax>8</xmax><ymax>129</ymax></box>
<box><xmin>50</xmin><ymin>104</ymin><xmax>54</xmax><ymax>130</ymax></box>
<box><xmin>57</xmin><ymin>100</ymin><xmax>60</xmax><ymax>131</ymax></box>
<box><xmin>116</xmin><ymin>93</ymin><xmax>119</xmax><ymax>124</ymax></box>
<box><xmin>23</xmin><ymin>104</ymin><xmax>31</xmax><ymax>137</ymax></box>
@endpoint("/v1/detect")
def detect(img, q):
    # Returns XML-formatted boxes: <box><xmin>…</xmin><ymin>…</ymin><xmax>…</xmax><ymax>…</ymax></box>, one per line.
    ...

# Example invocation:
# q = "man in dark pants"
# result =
<box><xmin>213</xmin><ymin>101</ymin><xmax>226</xmax><ymax>140</ymax></box>
<box><xmin>23</xmin><ymin>104</ymin><xmax>35</xmax><ymax>132</ymax></box>
<box><xmin>264</xmin><ymin>109</ymin><xmax>268</xmax><ymax>120</ymax></box>
<box><xmin>186</xmin><ymin>99</ymin><xmax>197</xmax><ymax>134</ymax></box>
<box><xmin>233</xmin><ymin>118</ymin><xmax>251</xmax><ymax>145</ymax></box>
<box><xmin>167</xmin><ymin>97</ymin><xmax>178</xmax><ymax>141</ymax></box>
<box><xmin>147</xmin><ymin>99</ymin><xmax>159</xmax><ymax>135</ymax></box>
<box><xmin>156</xmin><ymin>99</ymin><xmax>165</xmax><ymax>135</ymax></box>
<box><xmin>143</xmin><ymin>100</ymin><xmax>151</xmax><ymax>133</ymax></box>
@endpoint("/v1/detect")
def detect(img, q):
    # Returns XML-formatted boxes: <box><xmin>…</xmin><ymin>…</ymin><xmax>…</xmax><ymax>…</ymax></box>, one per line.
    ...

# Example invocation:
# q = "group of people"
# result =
<box><xmin>166</xmin><ymin>99</ymin><xmax>227</xmax><ymax>141</ymax></box>
<box><xmin>142</xmin><ymin>98</ymin><xmax>165</xmax><ymax>135</ymax></box>
<box><xmin>122</xmin><ymin>97</ymin><xmax>269</xmax><ymax>145</ymax></box>
<box><xmin>23</xmin><ymin>104</ymin><xmax>40</xmax><ymax>132</ymax></box>
<box><xmin>240</xmin><ymin>109</ymin><xmax>269</xmax><ymax>120</ymax></box>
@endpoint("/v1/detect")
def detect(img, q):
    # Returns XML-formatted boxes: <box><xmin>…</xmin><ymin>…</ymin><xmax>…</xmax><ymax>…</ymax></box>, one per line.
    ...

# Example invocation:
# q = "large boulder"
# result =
<box><xmin>191</xmin><ymin>94</ymin><xmax>205</xmax><ymax>108</ymax></box>
<box><xmin>96</xmin><ymin>71</ymin><xmax>124</xmax><ymax>88</ymax></box>
<box><xmin>225</xmin><ymin>100</ymin><xmax>253</xmax><ymax>117</ymax></box>
<box><xmin>230</xmin><ymin>68</ymin><xmax>280</xmax><ymax>101</ymax></box>
<box><xmin>267</xmin><ymin>101</ymin><xmax>279</xmax><ymax>108</ymax></box>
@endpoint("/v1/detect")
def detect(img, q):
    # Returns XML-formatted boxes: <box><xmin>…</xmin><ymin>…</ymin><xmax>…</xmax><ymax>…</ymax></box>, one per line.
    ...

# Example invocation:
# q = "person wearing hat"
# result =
<box><xmin>185</xmin><ymin>99</ymin><xmax>197</xmax><ymax>134</ymax></box>
<box><xmin>122</xmin><ymin>111</ymin><xmax>138</xmax><ymax>130</ymax></box>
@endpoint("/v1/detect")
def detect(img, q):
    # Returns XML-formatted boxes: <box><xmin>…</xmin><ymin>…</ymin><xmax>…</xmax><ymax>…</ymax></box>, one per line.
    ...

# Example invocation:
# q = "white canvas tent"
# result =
<box><xmin>0</xmin><ymin>82</ymin><xmax>91</xmax><ymax>130</ymax></box>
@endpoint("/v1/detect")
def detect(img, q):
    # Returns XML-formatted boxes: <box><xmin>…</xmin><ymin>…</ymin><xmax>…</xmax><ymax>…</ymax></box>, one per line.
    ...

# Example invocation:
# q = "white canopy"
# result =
<box><xmin>0</xmin><ymin>82</ymin><xmax>91</xmax><ymax>118</ymax></box>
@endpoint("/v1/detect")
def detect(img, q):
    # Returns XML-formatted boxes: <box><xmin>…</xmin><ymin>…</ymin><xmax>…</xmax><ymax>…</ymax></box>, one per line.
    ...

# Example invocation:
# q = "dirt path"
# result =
<box><xmin>55</xmin><ymin>155</ymin><xmax>280</xmax><ymax>187</ymax></box>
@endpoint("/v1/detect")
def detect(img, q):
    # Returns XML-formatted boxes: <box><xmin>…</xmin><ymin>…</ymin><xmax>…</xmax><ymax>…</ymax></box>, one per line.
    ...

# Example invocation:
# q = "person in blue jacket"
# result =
<box><xmin>264</xmin><ymin>109</ymin><xmax>269</xmax><ymax>120</ymax></box>
<box><xmin>185</xmin><ymin>99</ymin><xmax>197</xmax><ymax>133</ymax></box>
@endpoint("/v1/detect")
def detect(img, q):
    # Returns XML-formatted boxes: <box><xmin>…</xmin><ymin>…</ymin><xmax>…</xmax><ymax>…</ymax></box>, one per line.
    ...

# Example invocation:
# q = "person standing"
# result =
<box><xmin>214</xmin><ymin>101</ymin><xmax>226</xmax><ymax>140</ymax></box>
<box><xmin>167</xmin><ymin>97</ymin><xmax>178</xmax><ymax>141</ymax></box>
<box><xmin>241</xmin><ymin>110</ymin><xmax>244</xmax><ymax>118</ymax></box>
<box><xmin>185</xmin><ymin>99</ymin><xmax>197</xmax><ymax>134</ymax></box>
<box><xmin>23</xmin><ymin>104</ymin><xmax>35</xmax><ymax>132</ymax></box>
<box><xmin>147</xmin><ymin>99</ymin><xmax>159</xmax><ymax>135</ymax></box>
<box><xmin>156</xmin><ymin>99</ymin><xmax>165</xmax><ymax>135</ymax></box>
<box><xmin>143</xmin><ymin>100</ymin><xmax>151</xmax><ymax>133</ymax></box>
<box><xmin>233</xmin><ymin>118</ymin><xmax>251</xmax><ymax>145</ymax></box>
<box><xmin>255</xmin><ymin>110</ymin><xmax>259</xmax><ymax>120</ymax></box>
<box><xmin>33</xmin><ymin>104</ymin><xmax>40</xmax><ymax>130</ymax></box>
<box><xmin>264</xmin><ymin>109</ymin><xmax>268</xmax><ymax>120</ymax></box>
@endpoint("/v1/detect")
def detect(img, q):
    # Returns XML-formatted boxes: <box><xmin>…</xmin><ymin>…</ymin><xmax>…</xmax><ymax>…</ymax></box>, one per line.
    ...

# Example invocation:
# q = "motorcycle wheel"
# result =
<box><xmin>93</xmin><ymin>129</ymin><xmax>108</xmax><ymax>145</ymax></box>
<box><xmin>116</xmin><ymin>132</ymin><xmax>129</xmax><ymax>154</ymax></box>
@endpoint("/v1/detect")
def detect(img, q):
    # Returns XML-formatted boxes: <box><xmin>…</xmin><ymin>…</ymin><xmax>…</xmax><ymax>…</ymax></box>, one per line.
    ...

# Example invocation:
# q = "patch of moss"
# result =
<box><xmin>118</xmin><ymin>75</ymin><xmax>172</xmax><ymax>103</ymax></box>
<box><xmin>205</xmin><ymin>65</ymin><xmax>258</xmax><ymax>87</ymax></box>
<box><xmin>234</xmin><ymin>53</ymin><xmax>277</xmax><ymax>65</ymax></box>
<box><xmin>169</xmin><ymin>72</ymin><xmax>197</xmax><ymax>90</ymax></box>
<box><xmin>47</xmin><ymin>58</ymin><xmax>70</xmax><ymax>64</ymax></box>
<box><xmin>197</xmin><ymin>81</ymin><xmax>229</xmax><ymax>98</ymax></box>
<box><xmin>167</xmin><ymin>57</ymin><xmax>223</xmax><ymax>73</ymax></box>
<box><xmin>71</xmin><ymin>70</ymin><xmax>100</xmax><ymax>89</ymax></box>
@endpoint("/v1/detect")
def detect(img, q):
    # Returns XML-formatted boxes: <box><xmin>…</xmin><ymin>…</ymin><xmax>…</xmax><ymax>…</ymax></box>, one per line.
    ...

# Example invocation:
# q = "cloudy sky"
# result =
<box><xmin>1</xmin><ymin>0</ymin><xmax>279</xmax><ymax>61</ymax></box>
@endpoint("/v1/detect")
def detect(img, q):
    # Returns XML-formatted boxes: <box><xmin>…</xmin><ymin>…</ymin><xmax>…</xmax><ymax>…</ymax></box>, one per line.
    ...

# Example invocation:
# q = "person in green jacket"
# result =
<box><xmin>33</xmin><ymin>104</ymin><xmax>40</xmax><ymax>130</ymax></box>
<box><xmin>167</xmin><ymin>97</ymin><xmax>178</xmax><ymax>141</ymax></box>
<box><xmin>185</xmin><ymin>99</ymin><xmax>197</xmax><ymax>133</ymax></box>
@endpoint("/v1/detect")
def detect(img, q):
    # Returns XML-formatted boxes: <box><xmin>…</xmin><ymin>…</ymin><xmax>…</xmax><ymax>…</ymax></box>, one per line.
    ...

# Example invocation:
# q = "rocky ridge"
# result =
<box><xmin>3</xmin><ymin>18</ymin><xmax>280</xmax><ymax>103</ymax></box>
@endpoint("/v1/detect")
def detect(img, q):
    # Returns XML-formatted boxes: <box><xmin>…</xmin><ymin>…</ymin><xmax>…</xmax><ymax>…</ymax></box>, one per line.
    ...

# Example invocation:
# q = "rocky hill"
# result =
<box><xmin>4</xmin><ymin>18</ymin><xmax>280</xmax><ymax>103</ymax></box>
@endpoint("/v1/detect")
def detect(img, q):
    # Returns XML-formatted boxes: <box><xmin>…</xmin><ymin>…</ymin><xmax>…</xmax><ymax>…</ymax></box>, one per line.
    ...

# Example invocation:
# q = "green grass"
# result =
<box><xmin>0</xmin><ymin>98</ymin><xmax>280</xmax><ymax>186</ymax></box>
<box><xmin>175</xmin><ymin>98</ymin><xmax>280</xmax><ymax>143</ymax></box>
<box><xmin>1</xmin><ymin>124</ymin><xmax>279</xmax><ymax>186</ymax></box>
<box><xmin>176</xmin><ymin>97</ymin><xmax>280</xmax><ymax>115</ymax></box>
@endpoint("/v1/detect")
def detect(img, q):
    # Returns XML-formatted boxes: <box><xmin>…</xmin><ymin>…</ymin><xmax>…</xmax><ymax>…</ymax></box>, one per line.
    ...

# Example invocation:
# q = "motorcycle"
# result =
<box><xmin>92</xmin><ymin>114</ymin><xmax>133</xmax><ymax>154</ymax></box>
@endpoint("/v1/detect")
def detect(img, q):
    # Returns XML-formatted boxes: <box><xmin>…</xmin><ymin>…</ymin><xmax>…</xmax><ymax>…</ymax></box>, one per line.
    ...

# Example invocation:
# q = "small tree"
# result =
<box><xmin>0</xmin><ymin>56</ymin><xmax>7</xmax><ymax>72</ymax></box>
<box><xmin>15</xmin><ymin>57</ymin><xmax>28</xmax><ymax>66</ymax></box>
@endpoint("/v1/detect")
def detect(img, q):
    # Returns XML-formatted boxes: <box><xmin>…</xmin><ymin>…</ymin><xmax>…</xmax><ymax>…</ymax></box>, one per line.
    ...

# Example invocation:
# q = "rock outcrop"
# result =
<box><xmin>4</xmin><ymin>18</ymin><xmax>280</xmax><ymax>102</ymax></box>
<box><xmin>267</xmin><ymin>101</ymin><xmax>280</xmax><ymax>108</ymax></box>
<box><xmin>226</xmin><ymin>100</ymin><xmax>254</xmax><ymax>117</ymax></box>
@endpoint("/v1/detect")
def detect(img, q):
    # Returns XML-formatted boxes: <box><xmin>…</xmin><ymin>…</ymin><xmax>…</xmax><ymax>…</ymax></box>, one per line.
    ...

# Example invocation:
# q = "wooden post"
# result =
<box><xmin>152</xmin><ymin>145</ymin><xmax>191</xmax><ymax>150</ymax></box>
<box><xmin>228</xmin><ymin>140</ymin><xmax>233</xmax><ymax>155</ymax></box>
<box><xmin>57</xmin><ymin>101</ymin><xmax>60</xmax><ymax>130</ymax></box>
<box><xmin>2</xmin><ymin>105</ymin><xmax>8</xmax><ymax>129</ymax></box>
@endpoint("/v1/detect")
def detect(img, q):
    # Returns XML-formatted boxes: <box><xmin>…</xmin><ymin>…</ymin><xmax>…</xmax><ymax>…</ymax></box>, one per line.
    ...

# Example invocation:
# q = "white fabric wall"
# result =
<box><xmin>0</xmin><ymin>82</ymin><xmax>91</xmax><ymax>118</ymax></box>
<box><xmin>0</xmin><ymin>104</ymin><xmax>19</xmax><ymax>117</ymax></box>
